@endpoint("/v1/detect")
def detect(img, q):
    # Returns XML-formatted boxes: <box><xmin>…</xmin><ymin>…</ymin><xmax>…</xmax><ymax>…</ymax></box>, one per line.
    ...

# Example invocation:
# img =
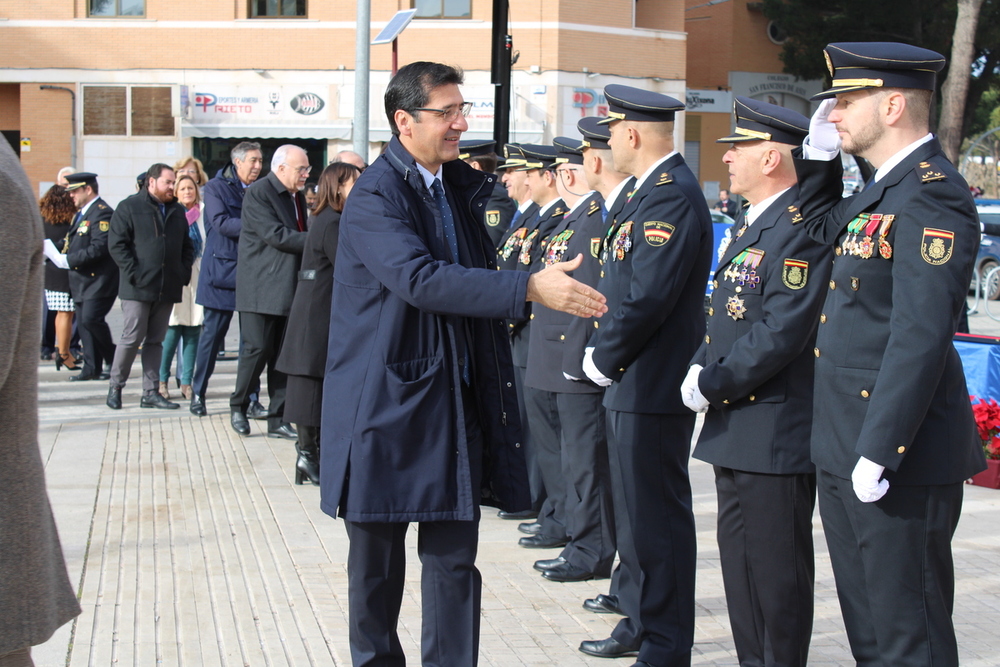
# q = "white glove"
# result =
<box><xmin>43</xmin><ymin>239</ymin><xmax>70</xmax><ymax>269</ymax></box>
<box><xmin>803</xmin><ymin>98</ymin><xmax>841</xmax><ymax>158</ymax></box>
<box><xmin>851</xmin><ymin>456</ymin><xmax>889</xmax><ymax>503</ymax></box>
<box><xmin>563</xmin><ymin>372</ymin><xmax>580</xmax><ymax>381</ymax></box>
<box><xmin>680</xmin><ymin>364</ymin><xmax>709</xmax><ymax>413</ymax></box>
<box><xmin>583</xmin><ymin>347</ymin><xmax>613</xmax><ymax>387</ymax></box>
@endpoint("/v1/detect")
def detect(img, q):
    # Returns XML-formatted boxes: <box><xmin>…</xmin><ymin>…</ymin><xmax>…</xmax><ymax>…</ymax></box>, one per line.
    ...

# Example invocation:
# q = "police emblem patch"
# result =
<box><xmin>99</xmin><ymin>221</ymin><xmax>109</xmax><ymax>232</ymax></box>
<box><xmin>643</xmin><ymin>221</ymin><xmax>675</xmax><ymax>247</ymax></box>
<box><xmin>782</xmin><ymin>258</ymin><xmax>809</xmax><ymax>289</ymax></box>
<box><xmin>590</xmin><ymin>237</ymin><xmax>602</xmax><ymax>259</ymax></box>
<box><xmin>485</xmin><ymin>210</ymin><xmax>501</xmax><ymax>227</ymax></box>
<box><xmin>921</xmin><ymin>228</ymin><xmax>954</xmax><ymax>265</ymax></box>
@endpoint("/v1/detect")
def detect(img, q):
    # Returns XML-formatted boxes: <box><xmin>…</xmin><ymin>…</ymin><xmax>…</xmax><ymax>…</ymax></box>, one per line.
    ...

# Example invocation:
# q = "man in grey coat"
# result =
<box><xmin>229</xmin><ymin>145</ymin><xmax>309</xmax><ymax>438</ymax></box>
<box><xmin>107</xmin><ymin>164</ymin><xmax>195</xmax><ymax>410</ymax></box>
<box><xmin>0</xmin><ymin>136</ymin><xmax>80</xmax><ymax>666</ymax></box>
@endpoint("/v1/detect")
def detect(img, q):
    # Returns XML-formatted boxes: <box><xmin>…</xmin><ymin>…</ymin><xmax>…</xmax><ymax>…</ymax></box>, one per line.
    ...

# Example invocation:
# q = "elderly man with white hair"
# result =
<box><xmin>229</xmin><ymin>144</ymin><xmax>309</xmax><ymax>437</ymax></box>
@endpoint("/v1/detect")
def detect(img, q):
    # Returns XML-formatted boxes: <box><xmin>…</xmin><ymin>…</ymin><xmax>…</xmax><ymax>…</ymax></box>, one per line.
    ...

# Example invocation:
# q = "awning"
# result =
<box><xmin>181</xmin><ymin>123</ymin><xmax>353</xmax><ymax>140</ymax></box>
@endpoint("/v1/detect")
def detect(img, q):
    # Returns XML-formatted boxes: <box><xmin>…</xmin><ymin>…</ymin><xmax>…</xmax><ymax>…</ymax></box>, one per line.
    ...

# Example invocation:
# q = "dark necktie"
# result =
<box><xmin>509</xmin><ymin>208</ymin><xmax>523</xmax><ymax>230</ymax></box>
<box><xmin>432</xmin><ymin>179</ymin><xmax>459</xmax><ymax>263</ymax></box>
<box><xmin>73</xmin><ymin>210</ymin><xmax>82</xmax><ymax>227</ymax></box>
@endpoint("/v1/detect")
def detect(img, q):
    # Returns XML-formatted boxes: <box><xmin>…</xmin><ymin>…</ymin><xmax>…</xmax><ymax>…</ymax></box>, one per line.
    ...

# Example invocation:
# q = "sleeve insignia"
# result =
<box><xmin>787</xmin><ymin>205</ymin><xmax>803</xmax><ymax>224</ymax></box>
<box><xmin>643</xmin><ymin>221</ymin><xmax>675</xmax><ymax>247</ymax></box>
<box><xmin>916</xmin><ymin>161</ymin><xmax>946</xmax><ymax>183</ymax></box>
<box><xmin>99</xmin><ymin>220</ymin><xmax>109</xmax><ymax>232</ymax></box>
<box><xmin>655</xmin><ymin>172</ymin><xmax>673</xmax><ymax>186</ymax></box>
<box><xmin>485</xmin><ymin>210</ymin><xmax>501</xmax><ymax>227</ymax></box>
<box><xmin>782</xmin><ymin>258</ymin><xmax>809</xmax><ymax>289</ymax></box>
<box><xmin>921</xmin><ymin>227</ymin><xmax>954</xmax><ymax>265</ymax></box>
<box><xmin>590</xmin><ymin>237</ymin><xmax>602</xmax><ymax>258</ymax></box>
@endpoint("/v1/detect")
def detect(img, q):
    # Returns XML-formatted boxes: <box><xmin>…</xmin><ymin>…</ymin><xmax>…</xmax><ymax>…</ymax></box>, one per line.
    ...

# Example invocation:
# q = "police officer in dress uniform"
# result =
<box><xmin>524</xmin><ymin>136</ymin><xmax>615</xmax><ymax>580</ymax></box>
<box><xmin>579</xmin><ymin>85</ymin><xmax>712</xmax><ymax>667</ymax></box>
<box><xmin>459</xmin><ymin>139</ymin><xmax>516</xmax><ymax>248</ymax></box>
<box><xmin>63</xmin><ymin>172</ymin><xmax>117</xmax><ymax>381</ymax></box>
<box><xmin>795</xmin><ymin>42</ymin><xmax>986</xmax><ymax>666</ymax></box>
<box><xmin>681</xmin><ymin>97</ymin><xmax>835</xmax><ymax>667</ymax></box>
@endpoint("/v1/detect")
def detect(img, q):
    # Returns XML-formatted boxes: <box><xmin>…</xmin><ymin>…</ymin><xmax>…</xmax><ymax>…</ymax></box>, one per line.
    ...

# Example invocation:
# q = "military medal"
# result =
<box><xmin>519</xmin><ymin>230</ymin><xmax>540</xmax><ymax>265</ymax></box>
<box><xmin>843</xmin><ymin>213</ymin><xmax>868</xmax><ymax>256</ymax></box>
<box><xmin>725</xmin><ymin>247</ymin><xmax>765</xmax><ymax>285</ymax></box>
<box><xmin>544</xmin><ymin>229</ymin><xmax>574</xmax><ymax>265</ymax></box>
<box><xmin>614</xmin><ymin>221</ymin><xmax>633</xmax><ymax>261</ymax></box>
<box><xmin>726</xmin><ymin>295</ymin><xmax>747</xmax><ymax>321</ymax></box>
<box><xmin>499</xmin><ymin>228</ymin><xmax>527</xmax><ymax>261</ymax></box>
<box><xmin>858</xmin><ymin>214</ymin><xmax>883</xmax><ymax>259</ymax></box>
<box><xmin>877</xmin><ymin>214</ymin><xmax>895</xmax><ymax>259</ymax></box>
<box><xmin>601</xmin><ymin>223</ymin><xmax>617</xmax><ymax>264</ymax></box>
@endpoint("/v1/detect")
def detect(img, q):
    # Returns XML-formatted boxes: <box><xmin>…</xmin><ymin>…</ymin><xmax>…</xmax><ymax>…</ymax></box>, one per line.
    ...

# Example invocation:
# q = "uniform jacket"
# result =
<box><xmin>484</xmin><ymin>180</ymin><xmax>516</xmax><ymax>248</ymax></box>
<box><xmin>0</xmin><ymin>137</ymin><xmax>80</xmax><ymax>653</ymax></box>
<box><xmin>65</xmin><ymin>196</ymin><xmax>118</xmax><ymax>301</ymax></box>
<box><xmin>691</xmin><ymin>187</ymin><xmax>834</xmax><ymax>475</ymax></box>
<box><xmin>525</xmin><ymin>191</ymin><xmax>606</xmax><ymax>394</ymax></box>
<box><xmin>235</xmin><ymin>170</ymin><xmax>308</xmax><ymax>316</ymax></box>
<box><xmin>276</xmin><ymin>206</ymin><xmax>341</xmax><ymax>379</ymax></box>
<box><xmin>109</xmin><ymin>191</ymin><xmax>194</xmax><ymax>303</ymax></box>
<box><xmin>320</xmin><ymin>137</ymin><xmax>531</xmax><ymax>523</ymax></box>
<box><xmin>794</xmin><ymin>138</ymin><xmax>985</xmax><ymax>484</ymax></box>
<box><xmin>591</xmin><ymin>153</ymin><xmax>713</xmax><ymax>414</ymax></box>
<box><xmin>496</xmin><ymin>201</ymin><xmax>539</xmax><ymax>259</ymax></box>
<box><xmin>197</xmin><ymin>164</ymin><xmax>247</xmax><ymax>311</ymax></box>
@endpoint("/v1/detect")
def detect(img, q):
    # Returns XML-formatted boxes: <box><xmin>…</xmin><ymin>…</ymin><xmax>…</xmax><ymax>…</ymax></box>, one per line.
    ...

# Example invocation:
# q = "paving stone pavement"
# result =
<box><xmin>31</xmin><ymin>301</ymin><xmax>1000</xmax><ymax>666</ymax></box>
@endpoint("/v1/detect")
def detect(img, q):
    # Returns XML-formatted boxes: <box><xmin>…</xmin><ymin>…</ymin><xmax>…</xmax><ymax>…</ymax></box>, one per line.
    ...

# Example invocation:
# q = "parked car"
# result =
<box><xmin>973</xmin><ymin>205</ymin><xmax>1000</xmax><ymax>300</ymax></box>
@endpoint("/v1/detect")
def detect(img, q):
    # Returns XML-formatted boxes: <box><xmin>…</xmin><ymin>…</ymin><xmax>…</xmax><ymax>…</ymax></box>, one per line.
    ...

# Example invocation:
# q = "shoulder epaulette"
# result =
<box><xmin>552</xmin><ymin>207</ymin><xmax>566</xmax><ymax>217</ymax></box>
<box><xmin>786</xmin><ymin>204</ymin><xmax>803</xmax><ymax>224</ymax></box>
<box><xmin>587</xmin><ymin>199</ymin><xmax>602</xmax><ymax>216</ymax></box>
<box><xmin>655</xmin><ymin>172</ymin><xmax>673</xmax><ymax>186</ymax></box>
<box><xmin>916</xmin><ymin>161</ymin><xmax>947</xmax><ymax>184</ymax></box>
<box><xmin>97</xmin><ymin>203</ymin><xmax>108</xmax><ymax>210</ymax></box>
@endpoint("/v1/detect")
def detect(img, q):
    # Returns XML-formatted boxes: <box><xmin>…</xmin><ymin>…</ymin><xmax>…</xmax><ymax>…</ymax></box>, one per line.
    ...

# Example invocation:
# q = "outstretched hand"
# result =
<box><xmin>526</xmin><ymin>254</ymin><xmax>608</xmax><ymax>318</ymax></box>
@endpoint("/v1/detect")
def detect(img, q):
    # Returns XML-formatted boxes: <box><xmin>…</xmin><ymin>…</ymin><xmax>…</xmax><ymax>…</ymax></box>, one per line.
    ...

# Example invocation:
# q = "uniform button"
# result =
<box><xmin>593</xmin><ymin>321</ymin><xmax>599</xmax><ymax>329</ymax></box>
<box><xmin>722</xmin><ymin>399</ymin><xmax>729</xmax><ymax>405</ymax></box>
<box><xmin>705</xmin><ymin>335</ymin><xmax>711</xmax><ymax>344</ymax></box>
<box><xmin>506</xmin><ymin>382</ymin><xmax>512</xmax><ymax>387</ymax></box>
<box><xmin>749</xmin><ymin>395</ymin><xmax>755</xmax><ymax>401</ymax></box>
<box><xmin>619</xmin><ymin>367</ymin><xmax>625</xmax><ymax>372</ymax></box>
<box><xmin>851</xmin><ymin>277</ymin><xmax>859</xmax><ymax>291</ymax></box>
<box><xmin>829</xmin><ymin>280</ymin><xmax>836</xmax><ymax>290</ymax></box>
<box><xmin>600</xmin><ymin>271</ymin><xmax>605</xmax><ymax>278</ymax></box>
<box><xmin>820</xmin><ymin>314</ymin><xmax>827</xmax><ymax>324</ymax></box>
<box><xmin>713</xmin><ymin>280</ymin><xmax>719</xmax><ymax>289</ymax></box>
<box><xmin>861</xmin><ymin>389</ymin><xmax>870</xmax><ymax>398</ymax></box>
<box><xmin>897</xmin><ymin>446</ymin><xmax>905</xmax><ymax>454</ymax></box>
<box><xmin>814</xmin><ymin>347</ymin><xmax>820</xmax><ymax>357</ymax></box>
<box><xmin>515</xmin><ymin>442</ymin><xmax>521</xmax><ymax>448</ymax></box>
<box><xmin>708</xmin><ymin>307</ymin><xmax>714</xmax><ymax>316</ymax></box>
<box><xmin>735</xmin><ymin>286</ymin><xmax>742</xmax><ymax>293</ymax></box>
<box><xmin>530</xmin><ymin>313</ymin><xmax>535</xmax><ymax>320</ymax></box>
<box><xmin>559</xmin><ymin>334</ymin><xmax>565</xmax><ymax>341</ymax></box>
<box><xmin>835</xmin><ymin>247</ymin><xmax>842</xmax><ymax>256</ymax></box>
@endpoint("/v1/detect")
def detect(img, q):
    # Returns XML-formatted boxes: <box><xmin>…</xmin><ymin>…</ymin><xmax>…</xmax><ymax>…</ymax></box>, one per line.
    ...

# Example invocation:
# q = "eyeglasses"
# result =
<box><xmin>412</xmin><ymin>101</ymin><xmax>474</xmax><ymax>122</ymax></box>
<box><xmin>283</xmin><ymin>164</ymin><xmax>312</xmax><ymax>175</ymax></box>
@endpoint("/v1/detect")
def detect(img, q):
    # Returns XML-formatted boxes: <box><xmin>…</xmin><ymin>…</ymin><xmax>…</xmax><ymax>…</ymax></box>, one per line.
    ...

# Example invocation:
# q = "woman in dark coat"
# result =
<box><xmin>277</xmin><ymin>162</ymin><xmax>360</xmax><ymax>485</ymax></box>
<box><xmin>39</xmin><ymin>185</ymin><xmax>80</xmax><ymax>371</ymax></box>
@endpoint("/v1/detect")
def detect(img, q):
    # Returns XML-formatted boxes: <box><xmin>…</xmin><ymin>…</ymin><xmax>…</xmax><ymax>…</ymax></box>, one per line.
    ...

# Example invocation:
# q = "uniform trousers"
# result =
<box><xmin>345</xmin><ymin>383</ymin><xmax>484</xmax><ymax>667</ymax></box>
<box><xmin>556</xmin><ymin>392</ymin><xmax>615</xmax><ymax>575</ymax></box>
<box><xmin>524</xmin><ymin>386</ymin><xmax>568</xmax><ymax>539</ymax></box>
<box><xmin>608</xmin><ymin>410</ymin><xmax>696</xmax><ymax>667</ymax></box>
<box><xmin>513</xmin><ymin>365</ymin><xmax>544</xmax><ymax>513</ymax></box>
<box><xmin>192</xmin><ymin>306</ymin><xmax>233</xmax><ymax>399</ymax></box>
<box><xmin>75</xmin><ymin>294</ymin><xmax>116</xmax><ymax>374</ymax></box>
<box><xmin>230</xmin><ymin>311</ymin><xmax>287</xmax><ymax>428</ymax></box>
<box><xmin>714</xmin><ymin>467</ymin><xmax>816</xmax><ymax>667</ymax></box>
<box><xmin>109</xmin><ymin>299</ymin><xmax>174</xmax><ymax>393</ymax></box>
<box><xmin>818</xmin><ymin>470</ymin><xmax>963</xmax><ymax>667</ymax></box>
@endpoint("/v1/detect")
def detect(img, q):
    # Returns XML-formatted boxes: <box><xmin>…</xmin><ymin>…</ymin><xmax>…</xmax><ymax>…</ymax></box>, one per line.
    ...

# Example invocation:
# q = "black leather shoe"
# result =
<box><xmin>190</xmin><ymin>395</ymin><xmax>207</xmax><ymax>417</ymax></box>
<box><xmin>106</xmin><ymin>386</ymin><xmax>122</xmax><ymax>410</ymax></box>
<box><xmin>497</xmin><ymin>509</ymin><xmax>538</xmax><ymax>520</ymax></box>
<box><xmin>533</xmin><ymin>556</ymin><xmax>566</xmax><ymax>572</ymax></box>
<box><xmin>543</xmin><ymin>561</ymin><xmax>596</xmax><ymax>583</ymax></box>
<box><xmin>578</xmin><ymin>637</ymin><xmax>639</xmax><ymax>659</ymax></box>
<box><xmin>98</xmin><ymin>371</ymin><xmax>111</xmax><ymax>380</ymax></box>
<box><xmin>70</xmin><ymin>372</ymin><xmax>99</xmax><ymax>382</ymax></box>
<box><xmin>518</xmin><ymin>521</ymin><xmax>543</xmax><ymax>535</ymax></box>
<box><xmin>267</xmin><ymin>423</ymin><xmax>298</xmax><ymax>440</ymax></box>
<box><xmin>141</xmin><ymin>392</ymin><xmax>180</xmax><ymax>409</ymax></box>
<box><xmin>247</xmin><ymin>400</ymin><xmax>269</xmax><ymax>420</ymax></box>
<box><xmin>231</xmin><ymin>410</ymin><xmax>250</xmax><ymax>435</ymax></box>
<box><xmin>583</xmin><ymin>593</ymin><xmax>625</xmax><ymax>615</ymax></box>
<box><xmin>518</xmin><ymin>534</ymin><xmax>569</xmax><ymax>549</ymax></box>
<box><xmin>628</xmin><ymin>662</ymin><xmax>655</xmax><ymax>667</ymax></box>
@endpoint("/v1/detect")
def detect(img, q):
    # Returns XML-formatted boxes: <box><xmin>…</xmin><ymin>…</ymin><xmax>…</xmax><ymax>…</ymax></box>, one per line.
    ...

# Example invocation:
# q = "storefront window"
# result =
<box><xmin>83</xmin><ymin>85</ymin><xmax>174</xmax><ymax>137</ymax></box>
<box><xmin>250</xmin><ymin>0</ymin><xmax>307</xmax><ymax>18</ymax></box>
<box><xmin>88</xmin><ymin>0</ymin><xmax>144</xmax><ymax>17</ymax></box>
<box><xmin>413</xmin><ymin>0</ymin><xmax>471</xmax><ymax>19</ymax></box>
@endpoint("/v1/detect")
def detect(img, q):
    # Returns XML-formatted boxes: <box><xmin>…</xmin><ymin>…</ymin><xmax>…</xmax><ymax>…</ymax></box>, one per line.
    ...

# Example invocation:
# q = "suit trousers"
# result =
<box><xmin>192</xmin><ymin>306</ymin><xmax>233</xmax><ymax>399</ymax></box>
<box><xmin>715</xmin><ymin>467</ymin><xmax>816</xmax><ymax>667</ymax></box>
<box><xmin>524</xmin><ymin>386</ymin><xmax>568</xmax><ymax>539</ymax></box>
<box><xmin>109</xmin><ymin>299</ymin><xmax>174</xmax><ymax>393</ymax></box>
<box><xmin>513</xmin><ymin>365</ymin><xmax>545</xmax><ymax>513</ymax></box>
<box><xmin>818</xmin><ymin>470</ymin><xmax>963</xmax><ymax>667</ymax></box>
<box><xmin>344</xmin><ymin>383</ymin><xmax>485</xmax><ymax>667</ymax></box>
<box><xmin>230</xmin><ymin>311</ymin><xmax>287</xmax><ymax>428</ymax></box>
<box><xmin>556</xmin><ymin>392</ymin><xmax>615</xmax><ymax>575</ymax></box>
<box><xmin>608</xmin><ymin>410</ymin><xmax>696</xmax><ymax>667</ymax></box>
<box><xmin>75</xmin><ymin>294</ymin><xmax>116</xmax><ymax>374</ymax></box>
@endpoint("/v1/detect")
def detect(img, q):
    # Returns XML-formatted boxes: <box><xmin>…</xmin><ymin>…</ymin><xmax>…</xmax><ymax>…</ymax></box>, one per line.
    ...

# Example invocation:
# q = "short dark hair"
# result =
<box><xmin>146</xmin><ymin>163</ymin><xmax>174</xmax><ymax>182</ymax></box>
<box><xmin>466</xmin><ymin>153</ymin><xmax>498</xmax><ymax>173</ymax></box>
<box><xmin>384</xmin><ymin>61</ymin><xmax>464</xmax><ymax>137</ymax></box>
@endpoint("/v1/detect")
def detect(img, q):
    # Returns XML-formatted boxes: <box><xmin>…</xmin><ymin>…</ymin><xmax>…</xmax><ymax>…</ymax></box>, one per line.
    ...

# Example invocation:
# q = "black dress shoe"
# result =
<box><xmin>583</xmin><ymin>593</ymin><xmax>625</xmax><ymax>615</ymax></box>
<box><xmin>267</xmin><ymin>423</ymin><xmax>297</xmax><ymax>440</ymax></box>
<box><xmin>518</xmin><ymin>534</ymin><xmax>569</xmax><ymax>549</ymax></box>
<box><xmin>69</xmin><ymin>372</ymin><xmax>99</xmax><ymax>382</ymax></box>
<box><xmin>578</xmin><ymin>637</ymin><xmax>639</xmax><ymax>659</ymax></box>
<box><xmin>518</xmin><ymin>521</ymin><xmax>542</xmax><ymax>535</ymax></box>
<box><xmin>231</xmin><ymin>410</ymin><xmax>251</xmax><ymax>435</ymax></box>
<box><xmin>497</xmin><ymin>509</ymin><xmax>538</xmax><ymax>520</ymax></box>
<box><xmin>247</xmin><ymin>400</ymin><xmax>269</xmax><ymax>420</ymax></box>
<box><xmin>98</xmin><ymin>371</ymin><xmax>110</xmax><ymax>380</ymax></box>
<box><xmin>533</xmin><ymin>556</ymin><xmax>566</xmax><ymax>572</ymax></box>
<box><xmin>543</xmin><ymin>561</ymin><xmax>596</xmax><ymax>583</ymax></box>
<box><xmin>141</xmin><ymin>392</ymin><xmax>180</xmax><ymax>409</ymax></box>
<box><xmin>190</xmin><ymin>395</ymin><xmax>207</xmax><ymax>417</ymax></box>
<box><xmin>628</xmin><ymin>662</ymin><xmax>654</xmax><ymax>667</ymax></box>
<box><xmin>106</xmin><ymin>386</ymin><xmax>122</xmax><ymax>410</ymax></box>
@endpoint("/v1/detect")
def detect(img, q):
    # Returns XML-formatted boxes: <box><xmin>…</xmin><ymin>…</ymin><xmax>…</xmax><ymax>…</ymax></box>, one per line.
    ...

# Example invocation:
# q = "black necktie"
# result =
<box><xmin>432</xmin><ymin>179</ymin><xmax>460</xmax><ymax>263</ymax></box>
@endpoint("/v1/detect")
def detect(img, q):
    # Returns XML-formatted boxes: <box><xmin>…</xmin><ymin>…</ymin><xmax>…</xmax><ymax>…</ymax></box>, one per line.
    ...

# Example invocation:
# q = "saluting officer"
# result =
<box><xmin>63</xmin><ymin>172</ymin><xmax>118</xmax><ymax>382</ymax></box>
<box><xmin>681</xmin><ymin>97</ymin><xmax>835</xmax><ymax>667</ymax></box>
<box><xmin>796</xmin><ymin>42</ymin><xmax>986</xmax><ymax>666</ymax></box>
<box><xmin>580</xmin><ymin>85</ymin><xmax>712</xmax><ymax>667</ymax></box>
<box><xmin>459</xmin><ymin>139</ymin><xmax>515</xmax><ymax>248</ymax></box>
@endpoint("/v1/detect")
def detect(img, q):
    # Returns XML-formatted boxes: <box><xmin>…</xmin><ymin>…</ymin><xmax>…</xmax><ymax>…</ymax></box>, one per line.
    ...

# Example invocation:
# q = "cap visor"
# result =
<box><xmin>811</xmin><ymin>85</ymin><xmax>869</xmax><ymax>101</ymax></box>
<box><xmin>715</xmin><ymin>134</ymin><xmax>760</xmax><ymax>144</ymax></box>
